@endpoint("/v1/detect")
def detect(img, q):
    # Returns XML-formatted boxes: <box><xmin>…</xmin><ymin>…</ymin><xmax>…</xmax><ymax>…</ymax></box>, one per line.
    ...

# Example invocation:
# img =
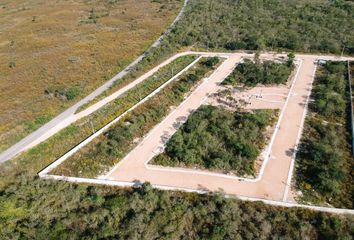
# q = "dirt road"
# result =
<box><xmin>104</xmin><ymin>54</ymin><xmax>346</xmax><ymax>201</ymax></box>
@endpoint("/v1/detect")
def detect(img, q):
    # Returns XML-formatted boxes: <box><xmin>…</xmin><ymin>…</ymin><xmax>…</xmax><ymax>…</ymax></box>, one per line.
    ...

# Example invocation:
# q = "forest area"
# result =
<box><xmin>295</xmin><ymin>61</ymin><xmax>353</xmax><ymax>209</ymax></box>
<box><xmin>1</xmin><ymin>179</ymin><xmax>353</xmax><ymax>239</ymax></box>
<box><xmin>163</xmin><ymin>0</ymin><xmax>354</xmax><ymax>54</ymax></box>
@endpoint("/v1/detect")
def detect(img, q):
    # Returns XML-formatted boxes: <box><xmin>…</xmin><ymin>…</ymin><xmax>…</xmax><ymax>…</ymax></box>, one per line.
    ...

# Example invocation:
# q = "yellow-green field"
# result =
<box><xmin>0</xmin><ymin>0</ymin><xmax>182</xmax><ymax>152</ymax></box>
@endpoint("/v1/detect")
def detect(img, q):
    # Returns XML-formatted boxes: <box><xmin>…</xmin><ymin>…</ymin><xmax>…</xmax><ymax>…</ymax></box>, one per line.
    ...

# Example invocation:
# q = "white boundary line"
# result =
<box><xmin>37</xmin><ymin>53</ymin><xmax>354</xmax><ymax>215</ymax></box>
<box><xmin>108</xmin><ymin>58</ymin><xmax>303</xmax><ymax>183</ymax></box>
<box><xmin>282</xmin><ymin>64</ymin><xmax>317</xmax><ymax>202</ymax></box>
<box><xmin>256</xmin><ymin>59</ymin><xmax>303</xmax><ymax>181</ymax></box>
<box><xmin>144</xmin><ymin>59</ymin><xmax>303</xmax><ymax>183</ymax></box>
<box><xmin>256</xmin><ymin>93</ymin><xmax>288</xmax><ymax>97</ymax></box>
<box><xmin>253</xmin><ymin>98</ymin><xmax>285</xmax><ymax>104</ymax></box>
<box><xmin>38</xmin><ymin>56</ymin><xmax>202</xmax><ymax>177</ymax></box>
<box><xmin>104</xmin><ymin>57</ymin><xmax>231</xmax><ymax>178</ymax></box>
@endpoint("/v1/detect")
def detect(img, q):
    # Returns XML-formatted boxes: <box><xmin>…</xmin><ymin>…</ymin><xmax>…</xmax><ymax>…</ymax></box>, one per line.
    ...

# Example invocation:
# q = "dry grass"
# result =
<box><xmin>0</xmin><ymin>0</ymin><xmax>182</xmax><ymax>152</ymax></box>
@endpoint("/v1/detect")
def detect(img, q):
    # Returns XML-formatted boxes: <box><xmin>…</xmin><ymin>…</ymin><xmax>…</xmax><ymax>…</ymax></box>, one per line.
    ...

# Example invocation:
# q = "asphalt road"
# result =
<box><xmin>0</xmin><ymin>0</ymin><xmax>190</xmax><ymax>163</ymax></box>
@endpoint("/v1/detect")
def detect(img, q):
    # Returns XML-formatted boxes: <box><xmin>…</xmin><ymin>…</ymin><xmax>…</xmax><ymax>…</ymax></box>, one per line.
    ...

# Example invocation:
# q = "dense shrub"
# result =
<box><xmin>152</xmin><ymin>105</ymin><xmax>277</xmax><ymax>176</ymax></box>
<box><xmin>202</xmin><ymin>57</ymin><xmax>220</xmax><ymax>67</ymax></box>
<box><xmin>296</xmin><ymin>61</ymin><xmax>353</xmax><ymax>208</ymax></box>
<box><xmin>223</xmin><ymin>58</ymin><xmax>293</xmax><ymax>87</ymax></box>
<box><xmin>165</xmin><ymin>0</ymin><xmax>354</xmax><ymax>54</ymax></box>
<box><xmin>0</xmin><ymin>177</ymin><xmax>353</xmax><ymax>239</ymax></box>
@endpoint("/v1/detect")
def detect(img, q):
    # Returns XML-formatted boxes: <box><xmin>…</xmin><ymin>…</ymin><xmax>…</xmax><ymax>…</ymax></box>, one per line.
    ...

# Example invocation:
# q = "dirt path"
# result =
<box><xmin>105</xmin><ymin>54</ymin><xmax>318</xmax><ymax>201</ymax></box>
<box><xmin>32</xmin><ymin>51</ymin><xmax>354</xmax><ymax>203</ymax></box>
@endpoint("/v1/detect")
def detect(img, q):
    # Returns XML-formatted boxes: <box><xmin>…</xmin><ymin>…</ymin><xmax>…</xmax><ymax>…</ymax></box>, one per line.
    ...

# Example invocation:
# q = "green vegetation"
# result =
<box><xmin>223</xmin><ymin>58</ymin><xmax>294</xmax><ymax>87</ymax></box>
<box><xmin>152</xmin><ymin>106</ymin><xmax>277</xmax><ymax>176</ymax></box>
<box><xmin>202</xmin><ymin>56</ymin><xmax>220</xmax><ymax>67</ymax></box>
<box><xmin>0</xmin><ymin>55</ymin><xmax>198</xmax><ymax>184</ymax></box>
<box><xmin>76</xmin><ymin>0</ymin><xmax>354</xmax><ymax>114</ymax></box>
<box><xmin>1</xmin><ymin>177</ymin><xmax>353</xmax><ymax>239</ymax></box>
<box><xmin>79</xmin><ymin>55</ymin><xmax>197</xmax><ymax>126</ymax></box>
<box><xmin>76</xmin><ymin>54</ymin><xmax>197</xmax><ymax>113</ymax></box>
<box><xmin>52</xmin><ymin>57</ymin><xmax>220</xmax><ymax>177</ymax></box>
<box><xmin>44</xmin><ymin>86</ymin><xmax>82</xmax><ymax>101</ymax></box>
<box><xmin>296</xmin><ymin>61</ymin><xmax>353</xmax><ymax>208</ymax></box>
<box><xmin>1</xmin><ymin>1</ymin><xmax>354</xmax><ymax>237</ymax></box>
<box><xmin>165</xmin><ymin>0</ymin><xmax>354</xmax><ymax>54</ymax></box>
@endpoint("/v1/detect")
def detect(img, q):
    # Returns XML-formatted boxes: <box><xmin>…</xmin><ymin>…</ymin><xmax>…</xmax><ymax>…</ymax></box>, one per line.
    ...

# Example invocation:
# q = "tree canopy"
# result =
<box><xmin>152</xmin><ymin>105</ymin><xmax>277</xmax><ymax>176</ymax></box>
<box><xmin>296</xmin><ymin>61</ymin><xmax>353</xmax><ymax>208</ymax></box>
<box><xmin>223</xmin><ymin>58</ymin><xmax>293</xmax><ymax>87</ymax></box>
<box><xmin>164</xmin><ymin>0</ymin><xmax>354</xmax><ymax>54</ymax></box>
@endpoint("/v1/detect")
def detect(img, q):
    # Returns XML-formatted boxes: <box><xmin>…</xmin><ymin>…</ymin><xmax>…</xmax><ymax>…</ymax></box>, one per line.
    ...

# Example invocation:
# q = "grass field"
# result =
<box><xmin>0</xmin><ymin>0</ymin><xmax>182</xmax><ymax>152</ymax></box>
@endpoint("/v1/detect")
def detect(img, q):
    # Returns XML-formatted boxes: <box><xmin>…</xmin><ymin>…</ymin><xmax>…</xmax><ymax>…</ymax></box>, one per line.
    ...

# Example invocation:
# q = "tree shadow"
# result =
<box><xmin>132</xmin><ymin>179</ymin><xmax>143</xmax><ymax>187</ymax></box>
<box><xmin>286</xmin><ymin>148</ymin><xmax>295</xmax><ymax>157</ymax></box>
<box><xmin>160</xmin><ymin>131</ymin><xmax>171</xmax><ymax>144</ymax></box>
<box><xmin>197</xmin><ymin>184</ymin><xmax>210</xmax><ymax>193</ymax></box>
<box><xmin>173</xmin><ymin>116</ymin><xmax>187</xmax><ymax>129</ymax></box>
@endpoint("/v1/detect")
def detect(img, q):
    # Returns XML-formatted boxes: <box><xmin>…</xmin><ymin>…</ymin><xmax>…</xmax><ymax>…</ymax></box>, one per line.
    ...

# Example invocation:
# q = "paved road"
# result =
<box><xmin>0</xmin><ymin>0</ymin><xmax>190</xmax><ymax>163</ymax></box>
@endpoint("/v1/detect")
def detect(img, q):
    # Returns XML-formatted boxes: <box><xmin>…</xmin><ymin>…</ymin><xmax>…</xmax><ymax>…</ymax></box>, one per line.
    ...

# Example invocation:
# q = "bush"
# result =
<box><xmin>223</xmin><ymin>59</ymin><xmax>293</xmax><ymax>87</ymax></box>
<box><xmin>202</xmin><ymin>57</ymin><xmax>220</xmax><ymax>67</ymax></box>
<box><xmin>165</xmin><ymin>0</ymin><xmax>354</xmax><ymax>54</ymax></box>
<box><xmin>152</xmin><ymin>105</ymin><xmax>277</xmax><ymax>176</ymax></box>
<box><xmin>65</xmin><ymin>87</ymin><xmax>81</xmax><ymax>100</ymax></box>
<box><xmin>296</xmin><ymin>61</ymin><xmax>353</xmax><ymax>208</ymax></box>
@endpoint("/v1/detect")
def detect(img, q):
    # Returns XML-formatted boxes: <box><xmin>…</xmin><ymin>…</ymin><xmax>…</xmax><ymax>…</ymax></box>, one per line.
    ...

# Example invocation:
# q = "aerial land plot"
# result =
<box><xmin>1</xmin><ymin>0</ymin><xmax>354</xmax><ymax>236</ymax></box>
<box><xmin>295</xmin><ymin>61</ymin><xmax>354</xmax><ymax>209</ymax></box>
<box><xmin>150</xmin><ymin>57</ymin><xmax>295</xmax><ymax>177</ymax></box>
<box><xmin>52</xmin><ymin>57</ymin><xmax>222</xmax><ymax>177</ymax></box>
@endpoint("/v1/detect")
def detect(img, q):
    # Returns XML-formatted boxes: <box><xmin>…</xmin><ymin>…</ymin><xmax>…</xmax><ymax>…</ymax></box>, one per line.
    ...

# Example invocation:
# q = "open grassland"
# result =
<box><xmin>0</xmin><ymin>55</ymin><xmax>198</xmax><ymax>180</ymax></box>
<box><xmin>295</xmin><ymin>61</ymin><xmax>353</xmax><ymax>209</ymax></box>
<box><xmin>152</xmin><ymin>105</ymin><xmax>277</xmax><ymax>176</ymax></box>
<box><xmin>52</xmin><ymin>57</ymin><xmax>220</xmax><ymax>177</ymax></box>
<box><xmin>0</xmin><ymin>0</ymin><xmax>182</xmax><ymax>152</ymax></box>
